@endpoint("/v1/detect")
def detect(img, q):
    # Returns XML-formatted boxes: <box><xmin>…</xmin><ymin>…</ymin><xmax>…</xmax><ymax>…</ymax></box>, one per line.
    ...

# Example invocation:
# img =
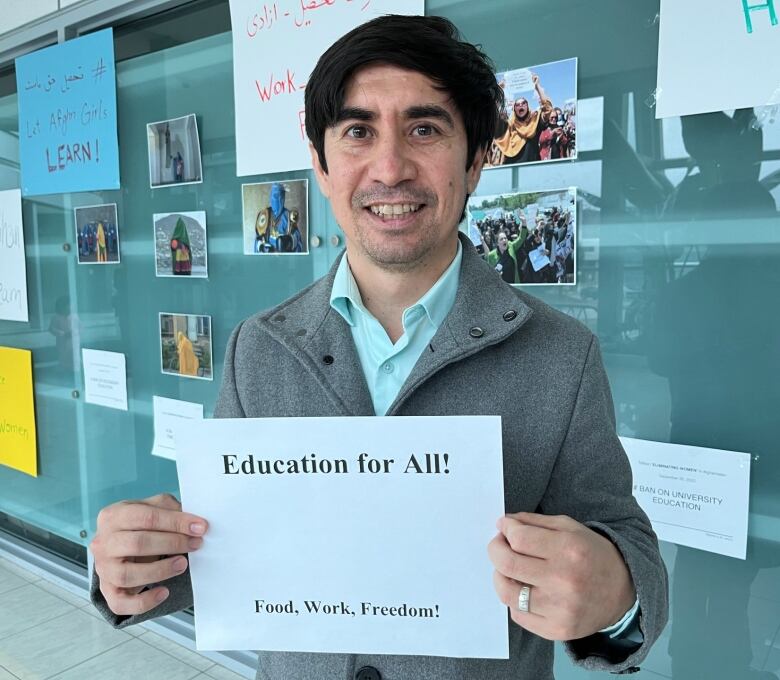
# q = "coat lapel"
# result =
<box><xmin>254</xmin><ymin>253</ymin><xmax>376</xmax><ymax>416</ymax></box>
<box><xmin>387</xmin><ymin>234</ymin><xmax>533</xmax><ymax>415</ymax></box>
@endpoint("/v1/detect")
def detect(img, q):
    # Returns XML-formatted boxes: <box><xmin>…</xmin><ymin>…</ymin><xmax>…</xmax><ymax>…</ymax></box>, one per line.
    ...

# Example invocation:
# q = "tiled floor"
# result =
<box><xmin>0</xmin><ymin>557</ymin><xmax>251</xmax><ymax>680</ymax></box>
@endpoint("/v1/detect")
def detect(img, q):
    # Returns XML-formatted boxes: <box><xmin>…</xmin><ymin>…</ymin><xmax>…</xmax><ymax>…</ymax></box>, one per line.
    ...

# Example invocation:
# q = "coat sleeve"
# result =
<box><xmin>541</xmin><ymin>336</ymin><xmax>669</xmax><ymax>673</ymax></box>
<box><xmin>88</xmin><ymin>321</ymin><xmax>248</xmax><ymax>628</ymax></box>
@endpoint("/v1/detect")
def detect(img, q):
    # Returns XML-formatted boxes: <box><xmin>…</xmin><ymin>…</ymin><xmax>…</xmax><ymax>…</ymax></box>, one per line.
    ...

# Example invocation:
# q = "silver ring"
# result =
<box><xmin>518</xmin><ymin>585</ymin><xmax>531</xmax><ymax>613</ymax></box>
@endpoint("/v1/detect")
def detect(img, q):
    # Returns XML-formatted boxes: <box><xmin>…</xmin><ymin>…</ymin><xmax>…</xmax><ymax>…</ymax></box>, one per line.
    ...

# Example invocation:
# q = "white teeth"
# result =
<box><xmin>369</xmin><ymin>204</ymin><xmax>421</xmax><ymax>217</ymax></box>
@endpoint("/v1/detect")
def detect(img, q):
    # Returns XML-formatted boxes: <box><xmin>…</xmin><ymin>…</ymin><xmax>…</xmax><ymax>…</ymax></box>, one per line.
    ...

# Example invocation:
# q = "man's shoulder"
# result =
<box><xmin>508</xmin><ymin>286</ymin><xmax>595</xmax><ymax>348</ymax></box>
<box><xmin>230</xmin><ymin>269</ymin><xmax>334</xmax><ymax>346</ymax></box>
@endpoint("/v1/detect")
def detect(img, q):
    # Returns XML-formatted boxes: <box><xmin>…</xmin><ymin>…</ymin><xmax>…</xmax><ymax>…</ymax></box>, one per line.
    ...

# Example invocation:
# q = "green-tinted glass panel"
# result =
<box><xmin>0</xmin><ymin>1</ymin><xmax>778</xmax><ymax>677</ymax></box>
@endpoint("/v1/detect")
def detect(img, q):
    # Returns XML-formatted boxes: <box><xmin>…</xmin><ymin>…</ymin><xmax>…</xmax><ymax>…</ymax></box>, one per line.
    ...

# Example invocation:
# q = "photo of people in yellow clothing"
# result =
<box><xmin>74</xmin><ymin>203</ymin><xmax>120</xmax><ymax>265</ymax></box>
<box><xmin>158</xmin><ymin>312</ymin><xmax>213</xmax><ymax>381</ymax></box>
<box><xmin>485</xmin><ymin>58</ymin><xmax>577</xmax><ymax>169</ymax></box>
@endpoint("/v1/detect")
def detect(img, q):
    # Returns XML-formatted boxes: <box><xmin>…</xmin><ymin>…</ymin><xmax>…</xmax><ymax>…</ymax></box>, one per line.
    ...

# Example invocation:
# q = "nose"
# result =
<box><xmin>367</xmin><ymin>134</ymin><xmax>417</xmax><ymax>187</ymax></box>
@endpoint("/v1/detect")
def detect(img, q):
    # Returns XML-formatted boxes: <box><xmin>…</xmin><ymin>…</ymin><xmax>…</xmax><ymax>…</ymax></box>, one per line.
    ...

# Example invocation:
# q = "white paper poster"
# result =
<box><xmin>621</xmin><ymin>437</ymin><xmax>751</xmax><ymax>559</ymax></box>
<box><xmin>656</xmin><ymin>0</ymin><xmax>780</xmax><ymax>118</ymax></box>
<box><xmin>152</xmin><ymin>396</ymin><xmax>203</xmax><ymax>460</ymax></box>
<box><xmin>175</xmin><ymin>416</ymin><xmax>508</xmax><ymax>658</ymax></box>
<box><xmin>82</xmin><ymin>349</ymin><xmax>128</xmax><ymax>411</ymax></box>
<box><xmin>0</xmin><ymin>189</ymin><xmax>29</xmax><ymax>323</ymax></box>
<box><xmin>229</xmin><ymin>0</ymin><xmax>424</xmax><ymax>176</ymax></box>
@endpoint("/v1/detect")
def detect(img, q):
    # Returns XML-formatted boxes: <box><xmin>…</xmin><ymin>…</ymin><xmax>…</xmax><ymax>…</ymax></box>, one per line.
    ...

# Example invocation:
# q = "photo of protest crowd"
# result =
<box><xmin>467</xmin><ymin>188</ymin><xmax>577</xmax><ymax>285</ymax></box>
<box><xmin>485</xmin><ymin>58</ymin><xmax>577</xmax><ymax>168</ymax></box>
<box><xmin>74</xmin><ymin>204</ymin><xmax>120</xmax><ymax>265</ymax></box>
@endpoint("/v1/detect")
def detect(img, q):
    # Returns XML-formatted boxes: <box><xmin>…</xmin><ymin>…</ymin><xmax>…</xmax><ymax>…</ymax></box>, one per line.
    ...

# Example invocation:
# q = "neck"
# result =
<box><xmin>346</xmin><ymin>238</ymin><xmax>458</xmax><ymax>343</ymax></box>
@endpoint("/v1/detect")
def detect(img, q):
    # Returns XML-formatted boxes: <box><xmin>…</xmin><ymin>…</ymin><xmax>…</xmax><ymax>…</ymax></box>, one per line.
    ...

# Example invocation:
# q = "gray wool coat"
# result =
<box><xmin>91</xmin><ymin>234</ymin><xmax>668</xmax><ymax>679</ymax></box>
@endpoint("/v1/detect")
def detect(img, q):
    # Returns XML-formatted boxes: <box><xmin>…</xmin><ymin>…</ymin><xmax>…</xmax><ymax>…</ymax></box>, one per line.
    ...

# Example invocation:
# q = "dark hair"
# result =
<box><xmin>305</xmin><ymin>15</ymin><xmax>503</xmax><ymax>174</ymax></box>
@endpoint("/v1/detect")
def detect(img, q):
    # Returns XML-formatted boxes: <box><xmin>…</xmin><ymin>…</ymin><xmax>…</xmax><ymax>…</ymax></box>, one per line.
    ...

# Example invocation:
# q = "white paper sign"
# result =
<box><xmin>529</xmin><ymin>245</ymin><xmax>550</xmax><ymax>272</ymax></box>
<box><xmin>621</xmin><ymin>437</ymin><xmax>751</xmax><ymax>559</ymax></box>
<box><xmin>152</xmin><ymin>396</ymin><xmax>203</xmax><ymax>460</ymax></box>
<box><xmin>229</xmin><ymin>0</ymin><xmax>424</xmax><ymax>176</ymax></box>
<box><xmin>0</xmin><ymin>189</ymin><xmax>29</xmax><ymax>323</ymax></box>
<box><xmin>656</xmin><ymin>0</ymin><xmax>780</xmax><ymax>118</ymax></box>
<box><xmin>504</xmin><ymin>68</ymin><xmax>533</xmax><ymax>96</ymax></box>
<box><xmin>82</xmin><ymin>349</ymin><xmax>128</xmax><ymax>411</ymax></box>
<box><xmin>175</xmin><ymin>416</ymin><xmax>508</xmax><ymax>658</ymax></box>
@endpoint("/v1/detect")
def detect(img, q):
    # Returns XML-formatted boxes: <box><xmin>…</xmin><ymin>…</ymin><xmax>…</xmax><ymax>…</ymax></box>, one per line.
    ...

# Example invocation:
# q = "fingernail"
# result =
<box><xmin>173</xmin><ymin>557</ymin><xmax>188</xmax><ymax>572</ymax></box>
<box><xmin>155</xmin><ymin>587</ymin><xmax>169</xmax><ymax>603</ymax></box>
<box><xmin>188</xmin><ymin>538</ymin><xmax>203</xmax><ymax>551</ymax></box>
<box><xmin>190</xmin><ymin>522</ymin><xmax>205</xmax><ymax>535</ymax></box>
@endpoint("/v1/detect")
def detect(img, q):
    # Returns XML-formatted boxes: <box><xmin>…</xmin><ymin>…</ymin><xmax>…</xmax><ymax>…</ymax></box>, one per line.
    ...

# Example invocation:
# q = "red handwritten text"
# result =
<box><xmin>244</xmin><ymin>0</ymin><xmax>372</xmax><ymax>35</ymax></box>
<box><xmin>255</xmin><ymin>69</ymin><xmax>303</xmax><ymax>102</ymax></box>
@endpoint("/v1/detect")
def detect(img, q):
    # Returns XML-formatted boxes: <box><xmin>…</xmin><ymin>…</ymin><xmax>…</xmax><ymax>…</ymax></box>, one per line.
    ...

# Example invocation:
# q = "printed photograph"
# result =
<box><xmin>153</xmin><ymin>211</ymin><xmax>208</xmax><ymax>278</ymax></box>
<box><xmin>467</xmin><ymin>187</ymin><xmax>577</xmax><ymax>285</ymax></box>
<box><xmin>485</xmin><ymin>58</ymin><xmax>577</xmax><ymax>169</ymax></box>
<box><xmin>159</xmin><ymin>312</ymin><xmax>213</xmax><ymax>381</ymax></box>
<box><xmin>74</xmin><ymin>203</ymin><xmax>120</xmax><ymax>264</ymax></box>
<box><xmin>147</xmin><ymin>114</ymin><xmax>203</xmax><ymax>188</ymax></box>
<box><xmin>241</xmin><ymin>179</ymin><xmax>309</xmax><ymax>254</ymax></box>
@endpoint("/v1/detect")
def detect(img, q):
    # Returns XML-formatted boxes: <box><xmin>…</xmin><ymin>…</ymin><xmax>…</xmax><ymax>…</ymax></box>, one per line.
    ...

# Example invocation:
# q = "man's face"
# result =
<box><xmin>311</xmin><ymin>64</ymin><xmax>483</xmax><ymax>274</ymax></box>
<box><xmin>514</xmin><ymin>99</ymin><xmax>529</xmax><ymax>119</ymax></box>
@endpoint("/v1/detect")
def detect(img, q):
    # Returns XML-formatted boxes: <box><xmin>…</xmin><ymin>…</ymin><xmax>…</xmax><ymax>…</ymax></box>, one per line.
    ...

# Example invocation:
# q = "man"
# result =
<box><xmin>89</xmin><ymin>15</ymin><xmax>667</xmax><ymax>680</ymax></box>
<box><xmin>490</xmin><ymin>73</ymin><xmax>553</xmax><ymax>165</ymax></box>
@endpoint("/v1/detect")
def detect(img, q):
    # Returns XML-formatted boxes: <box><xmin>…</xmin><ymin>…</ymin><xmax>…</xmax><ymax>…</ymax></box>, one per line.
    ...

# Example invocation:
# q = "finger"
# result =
<box><xmin>492</xmin><ymin>570</ymin><xmax>552</xmax><ymax>633</ymax></box>
<box><xmin>502</xmin><ymin>512</ymin><xmax>577</xmax><ymax>532</ymax></box>
<box><xmin>498</xmin><ymin>520</ymin><xmax>559</xmax><ymax>559</ymax></box>
<box><xmin>100</xmin><ymin>554</ymin><xmax>190</xmax><ymax>589</ymax></box>
<box><xmin>99</xmin><ymin>502</ymin><xmax>207</xmax><ymax>536</ymax></box>
<box><xmin>104</xmin><ymin>530</ymin><xmax>203</xmax><ymax>558</ymax></box>
<box><xmin>144</xmin><ymin>493</ymin><xmax>182</xmax><ymax>511</ymax></box>
<box><xmin>487</xmin><ymin>534</ymin><xmax>546</xmax><ymax>585</ymax></box>
<box><xmin>101</xmin><ymin>581</ymin><xmax>171</xmax><ymax>617</ymax></box>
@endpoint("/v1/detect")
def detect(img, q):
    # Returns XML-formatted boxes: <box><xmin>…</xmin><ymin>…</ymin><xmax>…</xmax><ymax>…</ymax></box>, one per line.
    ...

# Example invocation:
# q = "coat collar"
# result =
<box><xmin>251</xmin><ymin>232</ymin><xmax>533</xmax><ymax>416</ymax></box>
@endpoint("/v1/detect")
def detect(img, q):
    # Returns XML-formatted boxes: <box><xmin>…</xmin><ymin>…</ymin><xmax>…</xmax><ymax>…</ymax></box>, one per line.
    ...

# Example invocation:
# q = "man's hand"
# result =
<box><xmin>90</xmin><ymin>493</ymin><xmax>208</xmax><ymax>617</ymax></box>
<box><xmin>487</xmin><ymin>512</ymin><xmax>636</xmax><ymax>641</ymax></box>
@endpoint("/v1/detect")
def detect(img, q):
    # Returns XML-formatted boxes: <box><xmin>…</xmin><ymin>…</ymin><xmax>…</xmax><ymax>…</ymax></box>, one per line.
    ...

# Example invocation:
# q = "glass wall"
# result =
<box><xmin>0</xmin><ymin>0</ymin><xmax>779</xmax><ymax>677</ymax></box>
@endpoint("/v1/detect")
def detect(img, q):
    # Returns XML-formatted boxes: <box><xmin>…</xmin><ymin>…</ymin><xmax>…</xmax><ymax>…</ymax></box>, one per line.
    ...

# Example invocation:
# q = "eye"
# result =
<box><xmin>413</xmin><ymin>124</ymin><xmax>436</xmax><ymax>137</ymax></box>
<box><xmin>345</xmin><ymin>125</ymin><xmax>369</xmax><ymax>139</ymax></box>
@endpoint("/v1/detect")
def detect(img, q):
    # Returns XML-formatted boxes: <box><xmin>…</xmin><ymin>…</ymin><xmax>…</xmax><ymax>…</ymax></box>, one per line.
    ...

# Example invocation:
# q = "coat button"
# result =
<box><xmin>295</xmin><ymin>329</ymin><xmax>307</xmax><ymax>337</ymax></box>
<box><xmin>274</xmin><ymin>314</ymin><xmax>286</xmax><ymax>322</ymax></box>
<box><xmin>355</xmin><ymin>667</ymin><xmax>381</xmax><ymax>680</ymax></box>
<box><xmin>503</xmin><ymin>310</ymin><xmax>517</xmax><ymax>321</ymax></box>
<box><xmin>469</xmin><ymin>327</ymin><xmax>484</xmax><ymax>338</ymax></box>
<box><xmin>322</xmin><ymin>355</ymin><xmax>334</xmax><ymax>365</ymax></box>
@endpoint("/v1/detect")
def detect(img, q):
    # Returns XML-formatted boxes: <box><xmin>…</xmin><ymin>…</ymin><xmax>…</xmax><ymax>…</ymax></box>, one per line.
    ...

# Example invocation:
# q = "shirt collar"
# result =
<box><xmin>329</xmin><ymin>240</ymin><xmax>462</xmax><ymax>330</ymax></box>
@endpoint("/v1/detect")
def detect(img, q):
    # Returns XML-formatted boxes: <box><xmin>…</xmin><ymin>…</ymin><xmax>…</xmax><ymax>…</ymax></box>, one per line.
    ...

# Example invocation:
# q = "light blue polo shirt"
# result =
<box><xmin>328</xmin><ymin>241</ymin><xmax>640</xmax><ymax>640</ymax></box>
<box><xmin>329</xmin><ymin>242</ymin><xmax>462</xmax><ymax>417</ymax></box>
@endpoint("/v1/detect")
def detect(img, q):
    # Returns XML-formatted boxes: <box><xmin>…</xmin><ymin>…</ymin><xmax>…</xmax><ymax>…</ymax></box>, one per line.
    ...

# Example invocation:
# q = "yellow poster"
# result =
<box><xmin>0</xmin><ymin>346</ymin><xmax>37</xmax><ymax>477</ymax></box>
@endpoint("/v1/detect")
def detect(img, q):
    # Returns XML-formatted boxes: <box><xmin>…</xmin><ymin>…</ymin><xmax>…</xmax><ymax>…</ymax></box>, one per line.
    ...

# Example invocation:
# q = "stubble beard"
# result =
<box><xmin>353</xmin><ymin>219</ymin><xmax>442</xmax><ymax>274</ymax></box>
<box><xmin>349</xmin><ymin>185</ymin><xmax>445</xmax><ymax>273</ymax></box>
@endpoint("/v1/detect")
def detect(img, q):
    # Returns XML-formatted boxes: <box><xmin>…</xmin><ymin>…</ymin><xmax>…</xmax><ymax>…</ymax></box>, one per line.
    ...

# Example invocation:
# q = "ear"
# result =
<box><xmin>466</xmin><ymin>148</ymin><xmax>486</xmax><ymax>195</ymax></box>
<box><xmin>309</xmin><ymin>142</ymin><xmax>331</xmax><ymax>199</ymax></box>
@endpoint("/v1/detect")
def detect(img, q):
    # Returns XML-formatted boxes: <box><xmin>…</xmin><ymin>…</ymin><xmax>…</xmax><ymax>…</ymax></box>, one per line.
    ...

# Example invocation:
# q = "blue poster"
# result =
<box><xmin>15</xmin><ymin>29</ymin><xmax>120</xmax><ymax>196</ymax></box>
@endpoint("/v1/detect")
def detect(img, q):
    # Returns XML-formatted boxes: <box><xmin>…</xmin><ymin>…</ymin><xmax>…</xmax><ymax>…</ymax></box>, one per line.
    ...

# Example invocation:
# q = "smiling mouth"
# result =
<box><xmin>366</xmin><ymin>203</ymin><xmax>423</xmax><ymax>219</ymax></box>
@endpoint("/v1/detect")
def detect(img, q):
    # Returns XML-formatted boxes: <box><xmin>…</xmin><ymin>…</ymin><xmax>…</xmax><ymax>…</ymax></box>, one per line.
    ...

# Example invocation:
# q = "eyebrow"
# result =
<box><xmin>404</xmin><ymin>105</ymin><xmax>455</xmax><ymax>129</ymax></box>
<box><xmin>334</xmin><ymin>107</ymin><xmax>375</xmax><ymax>124</ymax></box>
<box><xmin>333</xmin><ymin>104</ymin><xmax>455</xmax><ymax>129</ymax></box>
